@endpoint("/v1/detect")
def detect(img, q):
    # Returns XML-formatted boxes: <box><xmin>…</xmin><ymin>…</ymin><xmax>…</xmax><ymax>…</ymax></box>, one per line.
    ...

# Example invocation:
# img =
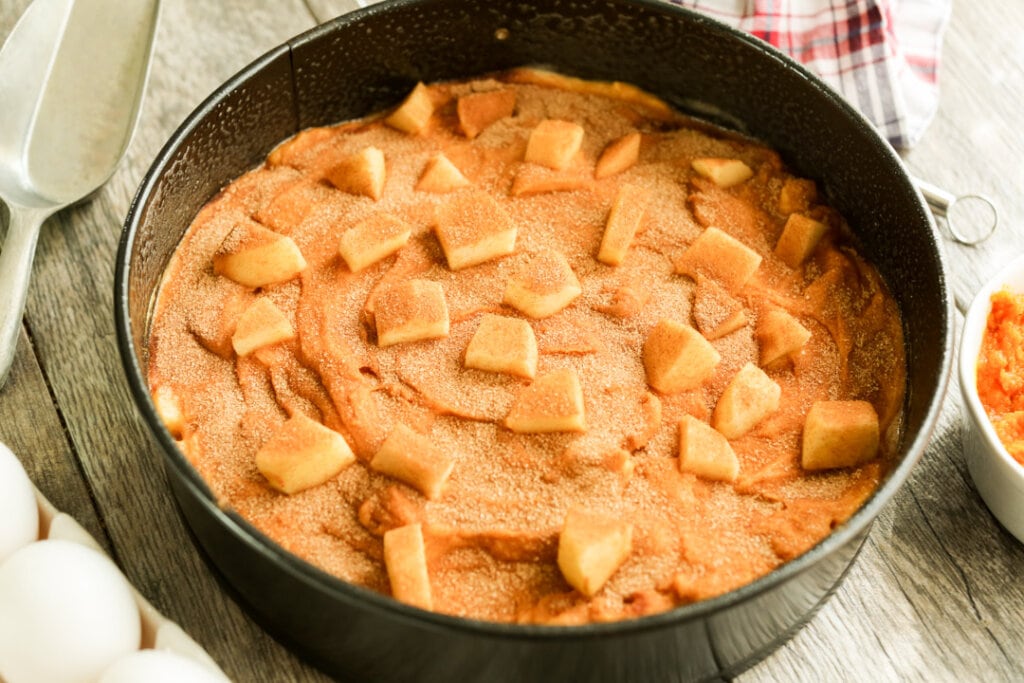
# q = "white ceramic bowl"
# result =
<box><xmin>960</xmin><ymin>253</ymin><xmax>1024</xmax><ymax>543</ymax></box>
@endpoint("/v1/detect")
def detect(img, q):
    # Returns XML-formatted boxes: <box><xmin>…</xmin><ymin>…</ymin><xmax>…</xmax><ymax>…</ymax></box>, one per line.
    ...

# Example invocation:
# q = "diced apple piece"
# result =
<box><xmin>212</xmin><ymin>220</ymin><xmax>307</xmax><ymax>288</ymax></box>
<box><xmin>691</xmin><ymin>157</ymin><xmax>753</xmax><ymax>188</ymax></box>
<box><xmin>434</xmin><ymin>191</ymin><xmax>517</xmax><ymax>270</ymax></box>
<box><xmin>338</xmin><ymin>213</ymin><xmax>412</xmax><ymax>273</ymax></box>
<box><xmin>643</xmin><ymin>319</ymin><xmax>721</xmax><ymax>394</ymax></box>
<box><xmin>595</xmin><ymin>132</ymin><xmax>641</xmax><ymax>179</ymax></box>
<box><xmin>557</xmin><ymin>508</ymin><xmax>633</xmax><ymax>597</ymax></box>
<box><xmin>757</xmin><ymin>308</ymin><xmax>811</xmax><ymax>367</ymax></box>
<box><xmin>416</xmin><ymin>153</ymin><xmax>470</xmax><ymax>193</ymax></box>
<box><xmin>778</xmin><ymin>177</ymin><xmax>817</xmax><ymax>215</ymax></box>
<box><xmin>678</xmin><ymin>415</ymin><xmax>739</xmax><ymax>483</ymax></box>
<box><xmin>675</xmin><ymin>227</ymin><xmax>762</xmax><ymax>294</ymax></box>
<box><xmin>712</xmin><ymin>363</ymin><xmax>781</xmax><ymax>439</ymax></box>
<box><xmin>524</xmin><ymin>119</ymin><xmax>585</xmax><ymax>170</ymax></box>
<box><xmin>256</xmin><ymin>412</ymin><xmax>356</xmax><ymax>495</ymax></box>
<box><xmin>231</xmin><ymin>298</ymin><xmax>295</xmax><ymax>356</ymax></box>
<box><xmin>371</xmin><ymin>424</ymin><xmax>455</xmax><ymax>500</ymax></box>
<box><xmin>384</xmin><ymin>82</ymin><xmax>434</xmax><ymax>135</ymax></box>
<box><xmin>774</xmin><ymin>213</ymin><xmax>828</xmax><ymax>269</ymax></box>
<box><xmin>324</xmin><ymin>146</ymin><xmax>386</xmax><ymax>200</ymax></box>
<box><xmin>373</xmin><ymin>279</ymin><xmax>449</xmax><ymax>347</ymax></box>
<box><xmin>457</xmin><ymin>89</ymin><xmax>516</xmax><ymax>138</ymax></box>
<box><xmin>465</xmin><ymin>314</ymin><xmax>538</xmax><ymax>379</ymax></box>
<box><xmin>152</xmin><ymin>385</ymin><xmax>185</xmax><ymax>439</ymax></box>
<box><xmin>598</xmin><ymin>183</ymin><xmax>651</xmax><ymax>266</ymax></box>
<box><xmin>692</xmin><ymin>275</ymin><xmax>748</xmax><ymax>340</ymax></box>
<box><xmin>383</xmin><ymin>523</ymin><xmax>433</xmax><ymax>610</ymax></box>
<box><xmin>505</xmin><ymin>368</ymin><xmax>586</xmax><ymax>433</ymax></box>
<box><xmin>801</xmin><ymin>400</ymin><xmax>880</xmax><ymax>471</ymax></box>
<box><xmin>509</xmin><ymin>167</ymin><xmax>588</xmax><ymax>196</ymax></box>
<box><xmin>503</xmin><ymin>250</ymin><xmax>582</xmax><ymax>318</ymax></box>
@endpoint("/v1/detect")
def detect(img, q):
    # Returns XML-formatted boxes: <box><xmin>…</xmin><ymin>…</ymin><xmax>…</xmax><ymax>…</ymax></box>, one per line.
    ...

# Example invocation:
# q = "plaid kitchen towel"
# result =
<box><xmin>669</xmin><ymin>0</ymin><xmax>952</xmax><ymax>148</ymax></box>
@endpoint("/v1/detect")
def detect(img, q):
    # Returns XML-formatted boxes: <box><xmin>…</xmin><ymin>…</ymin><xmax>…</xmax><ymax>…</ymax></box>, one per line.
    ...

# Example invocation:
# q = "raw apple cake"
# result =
<box><xmin>147</xmin><ymin>69</ymin><xmax>906</xmax><ymax>624</ymax></box>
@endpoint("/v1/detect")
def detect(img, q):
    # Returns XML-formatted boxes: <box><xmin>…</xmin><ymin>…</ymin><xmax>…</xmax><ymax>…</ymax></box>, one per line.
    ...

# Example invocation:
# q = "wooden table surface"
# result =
<box><xmin>1</xmin><ymin>0</ymin><xmax>1022</xmax><ymax>681</ymax></box>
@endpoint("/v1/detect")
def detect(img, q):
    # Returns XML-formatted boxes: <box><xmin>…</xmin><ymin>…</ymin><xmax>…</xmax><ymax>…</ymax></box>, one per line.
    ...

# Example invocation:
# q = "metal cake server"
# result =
<box><xmin>0</xmin><ymin>0</ymin><xmax>159</xmax><ymax>386</ymax></box>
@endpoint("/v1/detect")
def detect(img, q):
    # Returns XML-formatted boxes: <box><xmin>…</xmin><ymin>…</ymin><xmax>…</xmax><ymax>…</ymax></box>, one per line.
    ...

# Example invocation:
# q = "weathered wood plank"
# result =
<box><xmin>745</xmin><ymin>363</ymin><xmax>1024</xmax><ymax>681</ymax></box>
<box><xmin>0</xmin><ymin>325</ymin><xmax>112</xmax><ymax>554</ymax></box>
<box><xmin>2</xmin><ymin>1</ymin><xmax>327</xmax><ymax>680</ymax></box>
<box><xmin>903</xmin><ymin>1</ymin><xmax>1024</xmax><ymax>312</ymax></box>
<box><xmin>2</xmin><ymin>0</ymin><xmax>1023</xmax><ymax>681</ymax></box>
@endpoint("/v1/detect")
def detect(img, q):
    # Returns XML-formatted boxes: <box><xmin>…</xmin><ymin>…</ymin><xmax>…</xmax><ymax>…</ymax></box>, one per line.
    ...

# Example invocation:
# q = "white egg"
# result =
<box><xmin>0</xmin><ymin>442</ymin><xmax>39</xmax><ymax>563</ymax></box>
<box><xmin>98</xmin><ymin>649</ymin><xmax>230</xmax><ymax>683</ymax></box>
<box><xmin>0</xmin><ymin>539</ymin><xmax>141</xmax><ymax>683</ymax></box>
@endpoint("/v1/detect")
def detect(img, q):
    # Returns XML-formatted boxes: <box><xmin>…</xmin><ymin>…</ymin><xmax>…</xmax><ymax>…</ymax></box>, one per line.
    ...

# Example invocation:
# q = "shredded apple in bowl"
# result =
<box><xmin>976</xmin><ymin>288</ymin><xmax>1024</xmax><ymax>466</ymax></box>
<box><xmin>146</xmin><ymin>69</ymin><xmax>906</xmax><ymax>624</ymax></box>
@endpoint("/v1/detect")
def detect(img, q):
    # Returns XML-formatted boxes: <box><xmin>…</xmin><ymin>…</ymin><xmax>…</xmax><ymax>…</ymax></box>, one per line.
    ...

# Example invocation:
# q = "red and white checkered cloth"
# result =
<box><xmin>668</xmin><ymin>0</ymin><xmax>952</xmax><ymax>149</ymax></box>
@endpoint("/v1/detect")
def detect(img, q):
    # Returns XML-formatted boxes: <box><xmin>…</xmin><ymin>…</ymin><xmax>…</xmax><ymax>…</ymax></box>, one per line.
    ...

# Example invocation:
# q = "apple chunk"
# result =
<box><xmin>434</xmin><ymin>191</ymin><xmax>517</xmax><ymax>270</ymax></box>
<box><xmin>757</xmin><ymin>308</ymin><xmax>811</xmax><ymax>367</ymax></box>
<box><xmin>338</xmin><ymin>212</ymin><xmax>411</xmax><ymax>273</ymax></box>
<box><xmin>324</xmin><ymin>146</ymin><xmax>386</xmax><ymax>200</ymax></box>
<box><xmin>675</xmin><ymin>227</ymin><xmax>762</xmax><ymax>294</ymax></box>
<box><xmin>256</xmin><ymin>412</ymin><xmax>356</xmax><ymax>495</ymax></box>
<box><xmin>231</xmin><ymin>297</ymin><xmax>295</xmax><ymax>356</ymax></box>
<box><xmin>416</xmin><ymin>153</ymin><xmax>470</xmax><ymax>193</ymax></box>
<box><xmin>371</xmin><ymin>424</ymin><xmax>455</xmax><ymax>500</ymax></box>
<box><xmin>510</xmin><ymin>167</ymin><xmax>588</xmax><ymax>197</ymax></box>
<box><xmin>678</xmin><ymin>415</ymin><xmax>739</xmax><ymax>483</ymax></box>
<box><xmin>465</xmin><ymin>314</ymin><xmax>538</xmax><ymax>379</ymax></box>
<box><xmin>801</xmin><ymin>400</ymin><xmax>880</xmax><ymax>471</ymax></box>
<box><xmin>595</xmin><ymin>131</ymin><xmax>641</xmax><ymax>179</ymax></box>
<box><xmin>643</xmin><ymin>319</ymin><xmax>721</xmax><ymax>394</ymax></box>
<box><xmin>503</xmin><ymin>249</ymin><xmax>582</xmax><ymax>319</ymax></box>
<box><xmin>373</xmin><ymin>279</ymin><xmax>449</xmax><ymax>347</ymax></box>
<box><xmin>212</xmin><ymin>219</ymin><xmax>307</xmax><ymax>288</ymax></box>
<box><xmin>557</xmin><ymin>509</ymin><xmax>633</xmax><ymax>597</ymax></box>
<box><xmin>383</xmin><ymin>523</ymin><xmax>433</xmax><ymax>610</ymax></box>
<box><xmin>691</xmin><ymin>157</ymin><xmax>753</xmax><ymax>188</ymax></box>
<box><xmin>505</xmin><ymin>368</ymin><xmax>586</xmax><ymax>433</ymax></box>
<box><xmin>524</xmin><ymin>119</ymin><xmax>584</xmax><ymax>170</ymax></box>
<box><xmin>774</xmin><ymin>213</ymin><xmax>828</xmax><ymax>269</ymax></box>
<box><xmin>598</xmin><ymin>183</ymin><xmax>651</xmax><ymax>266</ymax></box>
<box><xmin>385</xmin><ymin>82</ymin><xmax>434</xmax><ymax>135</ymax></box>
<box><xmin>712</xmin><ymin>363</ymin><xmax>781</xmax><ymax>439</ymax></box>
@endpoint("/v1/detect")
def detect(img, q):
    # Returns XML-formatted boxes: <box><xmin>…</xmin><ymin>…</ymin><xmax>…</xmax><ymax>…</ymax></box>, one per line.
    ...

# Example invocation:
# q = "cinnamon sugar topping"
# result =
<box><xmin>148</xmin><ymin>70</ymin><xmax>906</xmax><ymax>625</ymax></box>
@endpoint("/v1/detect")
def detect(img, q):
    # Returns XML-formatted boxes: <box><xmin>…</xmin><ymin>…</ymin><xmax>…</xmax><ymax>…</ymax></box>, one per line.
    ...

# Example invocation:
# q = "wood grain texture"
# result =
<box><xmin>1</xmin><ymin>0</ymin><xmax>1022</xmax><ymax>681</ymax></box>
<box><xmin>903</xmin><ymin>1</ymin><xmax>1024</xmax><ymax>312</ymax></box>
<box><xmin>0</xmin><ymin>325</ymin><xmax>112</xmax><ymax>554</ymax></box>
<box><xmin>2</xmin><ymin>0</ymin><xmax>327</xmax><ymax>680</ymax></box>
